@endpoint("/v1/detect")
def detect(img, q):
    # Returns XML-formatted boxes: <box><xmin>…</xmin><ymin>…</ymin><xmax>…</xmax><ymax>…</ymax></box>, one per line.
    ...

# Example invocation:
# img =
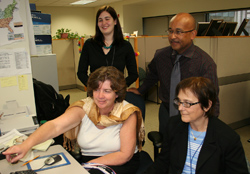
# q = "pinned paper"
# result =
<box><xmin>0</xmin><ymin>76</ymin><xmax>17</xmax><ymax>87</ymax></box>
<box><xmin>18</xmin><ymin>75</ymin><xmax>28</xmax><ymax>90</ymax></box>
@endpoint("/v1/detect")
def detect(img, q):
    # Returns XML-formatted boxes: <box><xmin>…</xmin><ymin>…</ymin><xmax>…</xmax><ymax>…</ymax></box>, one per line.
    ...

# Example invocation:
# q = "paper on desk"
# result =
<box><xmin>0</xmin><ymin>129</ymin><xmax>54</xmax><ymax>151</ymax></box>
<box><xmin>0</xmin><ymin>129</ymin><xmax>54</xmax><ymax>161</ymax></box>
<box><xmin>0</xmin><ymin>130</ymin><xmax>34</xmax><ymax>161</ymax></box>
<box><xmin>32</xmin><ymin>139</ymin><xmax>54</xmax><ymax>151</ymax></box>
<box><xmin>0</xmin><ymin>129</ymin><xmax>24</xmax><ymax>146</ymax></box>
<box><xmin>27</xmin><ymin>152</ymin><xmax>70</xmax><ymax>172</ymax></box>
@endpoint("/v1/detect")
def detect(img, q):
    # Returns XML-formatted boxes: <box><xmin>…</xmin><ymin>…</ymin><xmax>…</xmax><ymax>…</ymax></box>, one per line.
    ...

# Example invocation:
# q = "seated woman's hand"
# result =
<box><xmin>3</xmin><ymin>144</ymin><xmax>29</xmax><ymax>163</ymax></box>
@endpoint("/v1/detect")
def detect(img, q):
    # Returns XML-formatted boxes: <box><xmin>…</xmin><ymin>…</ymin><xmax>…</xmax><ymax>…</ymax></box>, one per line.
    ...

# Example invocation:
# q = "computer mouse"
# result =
<box><xmin>44</xmin><ymin>154</ymin><xmax>62</xmax><ymax>166</ymax></box>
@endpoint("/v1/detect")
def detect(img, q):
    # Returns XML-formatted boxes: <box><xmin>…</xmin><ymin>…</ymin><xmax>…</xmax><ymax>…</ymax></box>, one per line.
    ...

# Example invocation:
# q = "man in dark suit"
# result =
<box><xmin>128</xmin><ymin>13</ymin><xmax>219</xmax><ymax>137</ymax></box>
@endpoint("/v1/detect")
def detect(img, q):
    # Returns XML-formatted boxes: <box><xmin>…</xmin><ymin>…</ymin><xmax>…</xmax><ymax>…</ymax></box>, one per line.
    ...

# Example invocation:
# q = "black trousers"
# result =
<box><xmin>80</xmin><ymin>152</ymin><xmax>140</xmax><ymax>174</ymax></box>
<box><xmin>159</xmin><ymin>102</ymin><xmax>170</xmax><ymax>138</ymax></box>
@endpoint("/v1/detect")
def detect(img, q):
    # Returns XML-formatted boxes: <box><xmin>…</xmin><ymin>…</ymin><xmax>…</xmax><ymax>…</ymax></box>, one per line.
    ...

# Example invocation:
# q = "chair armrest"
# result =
<box><xmin>147</xmin><ymin>131</ymin><xmax>163</xmax><ymax>148</ymax></box>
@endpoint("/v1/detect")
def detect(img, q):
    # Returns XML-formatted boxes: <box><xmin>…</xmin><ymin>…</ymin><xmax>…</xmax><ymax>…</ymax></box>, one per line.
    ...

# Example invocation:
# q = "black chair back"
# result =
<box><xmin>125</xmin><ymin>91</ymin><xmax>153</xmax><ymax>174</ymax></box>
<box><xmin>125</xmin><ymin>91</ymin><xmax>145</xmax><ymax>121</ymax></box>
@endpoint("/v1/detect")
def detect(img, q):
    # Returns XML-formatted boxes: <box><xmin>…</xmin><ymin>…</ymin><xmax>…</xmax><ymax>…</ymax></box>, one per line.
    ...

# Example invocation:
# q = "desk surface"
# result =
<box><xmin>1</xmin><ymin>145</ymin><xmax>89</xmax><ymax>174</ymax></box>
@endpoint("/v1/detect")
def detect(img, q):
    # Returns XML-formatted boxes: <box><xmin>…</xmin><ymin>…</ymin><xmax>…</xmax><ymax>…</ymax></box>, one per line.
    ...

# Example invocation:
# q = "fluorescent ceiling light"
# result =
<box><xmin>70</xmin><ymin>0</ymin><xmax>96</xmax><ymax>5</ymax></box>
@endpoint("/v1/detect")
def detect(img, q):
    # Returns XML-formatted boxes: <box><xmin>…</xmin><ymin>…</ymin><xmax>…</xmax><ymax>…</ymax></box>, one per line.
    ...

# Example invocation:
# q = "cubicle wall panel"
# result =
<box><xmin>145</xmin><ymin>36</ymin><xmax>169</xmax><ymax>63</ymax></box>
<box><xmin>219</xmin><ymin>81</ymin><xmax>250</xmax><ymax>125</ymax></box>
<box><xmin>129</xmin><ymin>37</ymin><xmax>146</xmax><ymax>70</ymax></box>
<box><xmin>216</xmin><ymin>37</ymin><xmax>250</xmax><ymax>78</ymax></box>
<box><xmin>137</xmin><ymin>37</ymin><xmax>146</xmax><ymax>70</ymax></box>
<box><xmin>194</xmin><ymin>37</ymin><xmax>213</xmax><ymax>59</ymax></box>
<box><xmin>31</xmin><ymin>55</ymin><xmax>59</xmax><ymax>93</ymax></box>
<box><xmin>52</xmin><ymin>40</ymin><xmax>76</xmax><ymax>88</ymax></box>
<box><xmin>73</xmin><ymin>39</ymin><xmax>85</xmax><ymax>90</ymax></box>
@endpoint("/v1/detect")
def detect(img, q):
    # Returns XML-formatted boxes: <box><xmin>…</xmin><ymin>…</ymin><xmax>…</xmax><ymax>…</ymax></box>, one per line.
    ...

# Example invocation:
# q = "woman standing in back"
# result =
<box><xmin>77</xmin><ymin>5</ymin><xmax>138</xmax><ymax>87</ymax></box>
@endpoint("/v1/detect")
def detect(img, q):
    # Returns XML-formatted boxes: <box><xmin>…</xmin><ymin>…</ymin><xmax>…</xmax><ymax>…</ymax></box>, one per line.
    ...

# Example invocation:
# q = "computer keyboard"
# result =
<box><xmin>10</xmin><ymin>169</ymin><xmax>37</xmax><ymax>174</ymax></box>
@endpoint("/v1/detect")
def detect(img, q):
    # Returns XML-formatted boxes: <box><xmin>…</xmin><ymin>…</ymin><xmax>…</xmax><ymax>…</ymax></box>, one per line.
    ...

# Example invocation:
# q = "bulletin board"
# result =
<box><xmin>0</xmin><ymin>0</ymin><xmax>38</xmax><ymax>134</ymax></box>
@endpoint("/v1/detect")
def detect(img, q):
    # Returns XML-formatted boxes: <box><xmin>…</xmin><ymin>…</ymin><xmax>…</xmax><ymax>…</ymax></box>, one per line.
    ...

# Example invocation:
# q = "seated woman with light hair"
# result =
<box><xmin>4</xmin><ymin>66</ymin><xmax>144</xmax><ymax>174</ymax></box>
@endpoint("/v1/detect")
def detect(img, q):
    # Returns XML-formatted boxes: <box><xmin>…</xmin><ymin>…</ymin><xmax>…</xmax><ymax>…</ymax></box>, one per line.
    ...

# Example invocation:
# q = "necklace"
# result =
<box><xmin>103</xmin><ymin>44</ymin><xmax>112</xmax><ymax>49</ymax></box>
<box><xmin>105</xmin><ymin>46</ymin><xmax>115</xmax><ymax>66</ymax></box>
<box><xmin>190</xmin><ymin>129</ymin><xmax>203</xmax><ymax>141</ymax></box>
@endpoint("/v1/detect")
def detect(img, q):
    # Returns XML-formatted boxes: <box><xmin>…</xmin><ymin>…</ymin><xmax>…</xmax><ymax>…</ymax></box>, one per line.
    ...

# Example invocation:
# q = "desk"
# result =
<box><xmin>0</xmin><ymin>145</ymin><xmax>89</xmax><ymax>174</ymax></box>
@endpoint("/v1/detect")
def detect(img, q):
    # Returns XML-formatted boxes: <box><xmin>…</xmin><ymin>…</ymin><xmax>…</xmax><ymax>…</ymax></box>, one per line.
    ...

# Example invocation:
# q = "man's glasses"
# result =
<box><xmin>174</xmin><ymin>98</ymin><xmax>200</xmax><ymax>108</ymax></box>
<box><xmin>167</xmin><ymin>29</ymin><xmax>194</xmax><ymax>36</ymax></box>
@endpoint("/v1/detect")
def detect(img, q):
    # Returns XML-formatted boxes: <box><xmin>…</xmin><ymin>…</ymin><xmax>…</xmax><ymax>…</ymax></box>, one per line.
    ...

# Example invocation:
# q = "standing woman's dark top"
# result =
<box><xmin>77</xmin><ymin>5</ymin><xmax>138</xmax><ymax>87</ymax></box>
<box><xmin>77</xmin><ymin>38</ymin><xmax>138</xmax><ymax>87</ymax></box>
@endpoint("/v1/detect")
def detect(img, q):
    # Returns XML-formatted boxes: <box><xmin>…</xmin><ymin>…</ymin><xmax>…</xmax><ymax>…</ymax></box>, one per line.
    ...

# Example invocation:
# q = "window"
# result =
<box><xmin>208</xmin><ymin>10</ymin><xmax>250</xmax><ymax>35</ymax></box>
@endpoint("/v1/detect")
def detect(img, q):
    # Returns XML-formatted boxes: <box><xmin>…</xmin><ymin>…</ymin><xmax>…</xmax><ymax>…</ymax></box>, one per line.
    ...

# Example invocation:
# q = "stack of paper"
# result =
<box><xmin>0</xmin><ymin>129</ymin><xmax>54</xmax><ymax>161</ymax></box>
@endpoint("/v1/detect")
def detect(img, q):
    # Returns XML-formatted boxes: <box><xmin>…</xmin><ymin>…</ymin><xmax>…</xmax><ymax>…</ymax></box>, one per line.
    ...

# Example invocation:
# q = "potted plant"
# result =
<box><xmin>53</xmin><ymin>28</ymin><xmax>71</xmax><ymax>39</ymax></box>
<box><xmin>53</xmin><ymin>28</ymin><xmax>85</xmax><ymax>39</ymax></box>
<box><xmin>68</xmin><ymin>32</ymin><xmax>85</xmax><ymax>39</ymax></box>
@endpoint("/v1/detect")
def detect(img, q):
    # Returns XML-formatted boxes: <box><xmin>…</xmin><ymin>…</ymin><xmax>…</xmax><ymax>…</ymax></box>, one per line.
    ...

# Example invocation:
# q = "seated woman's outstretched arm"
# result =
<box><xmin>3</xmin><ymin>107</ymin><xmax>85</xmax><ymax>163</ymax></box>
<box><xmin>88</xmin><ymin>112</ymin><xmax>137</xmax><ymax>165</ymax></box>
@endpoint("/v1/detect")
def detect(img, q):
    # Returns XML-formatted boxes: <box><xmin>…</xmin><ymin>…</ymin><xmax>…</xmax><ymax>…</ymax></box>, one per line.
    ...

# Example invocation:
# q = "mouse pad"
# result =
<box><xmin>27</xmin><ymin>152</ymin><xmax>71</xmax><ymax>172</ymax></box>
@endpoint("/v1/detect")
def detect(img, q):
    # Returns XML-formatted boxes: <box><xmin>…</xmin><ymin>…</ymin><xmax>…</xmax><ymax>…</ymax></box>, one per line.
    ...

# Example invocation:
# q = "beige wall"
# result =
<box><xmin>123</xmin><ymin>4</ymin><xmax>143</xmax><ymax>35</ymax></box>
<box><xmin>36</xmin><ymin>6</ymin><xmax>96</xmax><ymax>37</ymax></box>
<box><xmin>36</xmin><ymin>0</ymin><xmax>250</xmax><ymax>37</ymax></box>
<box><xmin>141</xmin><ymin>0</ymin><xmax>250</xmax><ymax>17</ymax></box>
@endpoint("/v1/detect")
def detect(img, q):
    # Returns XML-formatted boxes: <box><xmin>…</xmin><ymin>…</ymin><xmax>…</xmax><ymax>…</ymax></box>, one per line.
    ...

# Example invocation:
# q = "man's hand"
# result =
<box><xmin>127</xmin><ymin>88</ymin><xmax>141</xmax><ymax>95</ymax></box>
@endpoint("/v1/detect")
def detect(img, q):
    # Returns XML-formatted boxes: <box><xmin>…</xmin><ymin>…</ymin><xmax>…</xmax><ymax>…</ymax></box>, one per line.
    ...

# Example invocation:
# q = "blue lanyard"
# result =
<box><xmin>188</xmin><ymin>126</ymin><xmax>205</xmax><ymax>174</ymax></box>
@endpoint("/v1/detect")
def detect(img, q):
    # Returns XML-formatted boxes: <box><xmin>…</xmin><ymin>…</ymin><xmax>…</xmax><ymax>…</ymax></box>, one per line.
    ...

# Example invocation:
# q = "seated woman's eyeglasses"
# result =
<box><xmin>173</xmin><ymin>98</ymin><xmax>200</xmax><ymax>108</ymax></box>
<box><xmin>167</xmin><ymin>29</ymin><xmax>194</xmax><ymax>36</ymax></box>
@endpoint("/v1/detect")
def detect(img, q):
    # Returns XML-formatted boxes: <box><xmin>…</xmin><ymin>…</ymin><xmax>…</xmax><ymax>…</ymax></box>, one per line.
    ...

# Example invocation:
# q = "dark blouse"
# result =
<box><xmin>77</xmin><ymin>38</ymin><xmax>138</xmax><ymax>87</ymax></box>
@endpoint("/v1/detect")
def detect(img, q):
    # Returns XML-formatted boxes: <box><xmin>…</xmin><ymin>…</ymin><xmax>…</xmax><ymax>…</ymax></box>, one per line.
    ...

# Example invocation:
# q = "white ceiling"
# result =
<box><xmin>28</xmin><ymin>0</ymin><xmax>157</xmax><ymax>8</ymax></box>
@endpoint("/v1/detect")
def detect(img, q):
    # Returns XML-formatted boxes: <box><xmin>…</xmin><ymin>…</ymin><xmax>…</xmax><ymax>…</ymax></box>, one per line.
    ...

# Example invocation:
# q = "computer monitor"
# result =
<box><xmin>235</xmin><ymin>18</ymin><xmax>249</xmax><ymax>36</ymax></box>
<box><xmin>204</xmin><ymin>19</ymin><xmax>224</xmax><ymax>36</ymax></box>
<box><xmin>197</xmin><ymin>22</ymin><xmax>210</xmax><ymax>36</ymax></box>
<box><xmin>220</xmin><ymin>22</ymin><xmax>238</xmax><ymax>36</ymax></box>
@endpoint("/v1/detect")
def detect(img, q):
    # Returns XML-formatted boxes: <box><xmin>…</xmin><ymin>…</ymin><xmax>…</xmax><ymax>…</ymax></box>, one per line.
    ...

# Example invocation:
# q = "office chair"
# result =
<box><xmin>125</xmin><ymin>92</ymin><xmax>153</xmax><ymax>174</ymax></box>
<box><xmin>147</xmin><ymin>131</ymin><xmax>163</xmax><ymax>160</ymax></box>
<box><xmin>138</xmin><ymin>67</ymin><xmax>146</xmax><ymax>86</ymax></box>
<box><xmin>144</xmin><ymin>63</ymin><xmax>160</xmax><ymax>104</ymax></box>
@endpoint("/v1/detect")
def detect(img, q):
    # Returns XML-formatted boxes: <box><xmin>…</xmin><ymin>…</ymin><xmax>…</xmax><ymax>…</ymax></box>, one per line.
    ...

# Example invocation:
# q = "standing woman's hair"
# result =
<box><xmin>94</xmin><ymin>5</ymin><xmax>124</xmax><ymax>46</ymax></box>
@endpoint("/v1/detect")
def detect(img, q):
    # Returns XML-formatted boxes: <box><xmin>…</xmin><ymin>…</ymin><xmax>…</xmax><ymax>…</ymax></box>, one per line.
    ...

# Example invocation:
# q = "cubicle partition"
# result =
<box><xmin>31</xmin><ymin>55</ymin><xmax>59</xmax><ymax>93</ymax></box>
<box><xmin>52</xmin><ymin>39</ymin><xmax>86</xmax><ymax>91</ymax></box>
<box><xmin>129</xmin><ymin>36</ymin><xmax>250</xmax><ymax>128</ymax></box>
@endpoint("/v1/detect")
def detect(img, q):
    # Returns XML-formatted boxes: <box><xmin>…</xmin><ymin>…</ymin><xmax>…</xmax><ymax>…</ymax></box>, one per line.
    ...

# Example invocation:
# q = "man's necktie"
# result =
<box><xmin>169</xmin><ymin>54</ymin><xmax>181</xmax><ymax>117</ymax></box>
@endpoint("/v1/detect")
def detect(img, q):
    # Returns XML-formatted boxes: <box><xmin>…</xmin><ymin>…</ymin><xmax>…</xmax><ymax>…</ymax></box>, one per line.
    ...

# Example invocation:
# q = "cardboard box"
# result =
<box><xmin>33</xmin><ymin>25</ymin><xmax>51</xmax><ymax>35</ymax></box>
<box><xmin>34</xmin><ymin>35</ymin><xmax>52</xmax><ymax>55</ymax></box>
<box><xmin>31</xmin><ymin>12</ymin><xmax>51</xmax><ymax>35</ymax></box>
<box><xmin>30</xmin><ymin>3</ymin><xmax>36</xmax><ymax>11</ymax></box>
<box><xmin>31</xmin><ymin>12</ymin><xmax>51</xmax><ymax>24</ymax></box>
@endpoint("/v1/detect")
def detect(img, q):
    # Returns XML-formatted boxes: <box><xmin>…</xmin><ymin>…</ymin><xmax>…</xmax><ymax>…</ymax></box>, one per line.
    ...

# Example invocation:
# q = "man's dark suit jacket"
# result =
<box><xmin>144</xmin><ymin>116</ymin><xmax>248</xmax><ymax>174</ymax></box>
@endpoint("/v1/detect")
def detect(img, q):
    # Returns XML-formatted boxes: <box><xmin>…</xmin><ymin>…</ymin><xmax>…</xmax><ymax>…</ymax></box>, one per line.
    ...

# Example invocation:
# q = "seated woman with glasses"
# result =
<box><xmin>4</xmin><ymin>66</ymin><xmax>144</xmax><ymax>174</ymax></box>
<box><xmin>144</xmin><ymin>77</ymin><xmax>248</xmax><ymax>174</ymax></box>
